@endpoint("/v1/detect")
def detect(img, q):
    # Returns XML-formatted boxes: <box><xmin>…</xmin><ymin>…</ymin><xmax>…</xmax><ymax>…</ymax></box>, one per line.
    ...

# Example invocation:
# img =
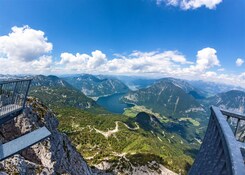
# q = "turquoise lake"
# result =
<box><xmin>96</xmin><ymin>93</ymin><xmax>134</xmax><ymax>114</ymax></box>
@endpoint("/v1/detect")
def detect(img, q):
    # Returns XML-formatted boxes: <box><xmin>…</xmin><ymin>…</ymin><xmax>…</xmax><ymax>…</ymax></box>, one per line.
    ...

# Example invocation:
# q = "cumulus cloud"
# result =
<box><xmin>1</xmin><ymin>26</ymin><xmax>244</xmax><ymax>88</ymax></box>
<box><xmin>59</xmin><ymin>50</ymin><xmax>107</xmax><ymax>71</ymax></box>
<box><xmin>239</xmin><ymin>72</ymin><xmax>245</xmax><ymax>80</ymax></box>
<box><xmin>58</xmin><ymin>48</ymin><xmax>210</xmax><ymax>76</ymax></box>
<box><xmin>57</xmin><ymin>48</ymin><xmax>245</xmax><ymax>87</ymax></box>
<box><xmin>236</xmin><ymin>58</ymin><xmax>244</xmax><ymax>67</ymax></box>
<box><xmin>217</xmin><ymin>68</ymin><xmax>225</xmax><ymax>72</ymax></box>
<box><xmin>58</xmin><ymin>48</ymin><xmax>219</xmax><ymax>75</ymax></box>
<box><xmin>0</xmin><ymin>26</ymin><xmax>53</xmax><ymax>74</ymax></box>
<box><xmin>157</xmin><ymin>0</ymin><xmax>178</xmax><ymax>6</ymax></box>
<box><xmin>157</xmin><ymin>0</ymin><xmax>222</xmax><ymax>10</ymax></box>
<box><xmin>0</xmin><ymin>26</ymin><xmax>52</xmax><ymax>62</ymax></box>
<box><xmin>193</xmin><ymin>47</ymin><xmax>220</xmax><ymax>70</ymax></box>
<box><xmin>32</xmin><ymin>56</ymin><xmax>52</xmax><ymax>70</ymax></box>
<box><xmin>182</xmin><ymin>47</ymin><xmax>220</xmax><ymax>74</ymax></box>
<box><xmin>203</xmin><ymin>72</ymin><xmax>245</xmax><ymax>88</ymax></box>
<box><xmin>58</xmin><ymin>50</ymin><xmax>192</xmax><ymax>74</ymax></box>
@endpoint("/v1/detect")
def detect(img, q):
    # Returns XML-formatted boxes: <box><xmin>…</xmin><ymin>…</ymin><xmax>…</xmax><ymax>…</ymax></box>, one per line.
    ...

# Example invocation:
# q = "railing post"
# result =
<box><xmin>11</xmin><ymin>81</ymin><xmax>18</xmax><ymax>104</ymax></box>
<box><xmin>234</xmin><ymin>118</ymin><xmax>240</xmax><ymax>137</ymax></box>
<box><xmin>0</xmin><ymin>84</ymin><xmax>2</xmax><ymax>94</ymax></box>
<box><xmin>22</xmin><ymin>80</ymin><xmax>32</xmax><ymax>109</ymax></box>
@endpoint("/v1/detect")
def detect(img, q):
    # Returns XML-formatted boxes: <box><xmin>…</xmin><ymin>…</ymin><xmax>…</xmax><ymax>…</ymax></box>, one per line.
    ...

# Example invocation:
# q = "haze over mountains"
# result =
<box><xmin>188</xmin><ymin>80</ymin><xmax>245</xmax><ymax>97</ymax></box>
<box><xmin>204</xmin><ymin>90</ymin><xmax>245</xmax><ymax>113</ymax></box>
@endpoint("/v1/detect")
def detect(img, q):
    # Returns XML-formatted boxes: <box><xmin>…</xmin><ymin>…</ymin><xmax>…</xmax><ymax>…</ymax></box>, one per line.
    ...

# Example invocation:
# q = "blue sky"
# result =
<box><xmin>0</xmin><ymin>0</ymin><xmax>244</xmax><ymax>86</ymax></box>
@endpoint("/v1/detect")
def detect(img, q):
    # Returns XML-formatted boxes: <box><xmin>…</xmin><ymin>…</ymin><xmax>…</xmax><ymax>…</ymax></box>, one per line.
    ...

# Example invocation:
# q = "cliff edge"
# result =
<box><xmin>0</xmin><ymin>98</ymin><xmax>93</xmax><ymax>175</ymax></box>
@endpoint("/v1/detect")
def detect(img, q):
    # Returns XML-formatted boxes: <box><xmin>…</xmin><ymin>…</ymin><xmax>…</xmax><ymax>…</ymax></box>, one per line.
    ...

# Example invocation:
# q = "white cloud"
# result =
<box><xmin>162</xmin><ymin>51</ymin><xmax>192</xmax><ymax>64</ymax></box>
<box><xmin>204</xmin><ymin>72</ymin><xmax>245</xmax><ymax>88</ymax></box>
<box><xmin>157</xmin><ymin>0</ymin><xmax>222</xmax><ymax>10</ymax></box>
<box><xmin>58</xmin><ymin>49</ymin><xmax>180</xmax><ymax>77</ymax></box>
<box><xmin>58</xmin><ymin>48</ymin><xmax>217</xmax><ymax>76</ymax></box>
<box><xmin>57</xmin><ymin>48</ymin><xmax>245</xmax><ymax>88</ymax></box>
<box><xmin>59</xmin><ymin>50</ymin><xmax>107</xmax><ymax>71</ymax></box>
<box><xmin>1</xmin><ymin>26</ymin><xmax>244</xmax><ymax>88</ymax></box>
<box><xmin>88</xmin><ymin>50</ymin><xmax>107</xmax><ymax>68</ymax></box>
<box><xmin>239</xmin><ymin>72</ymin><xmax>245</xmax><ymax>80</ymax></box>
<box><xmin>157</xmin><ymin>0</ymin><xmax>178</xmax><ymax>6</ymax></box>
<box><xmin>32</xmin><ymin>56</ymin><xmax>52</xmax><ymax>70</ymax></box>
<box><xmin>183</xmin><ymin>47</ymin><xmax>220</xmax><ymax>73</ymax></box>
<box><xmin>236</xmin><ymin>58</ymin><xmax>244</xmax><ymax>67</ymax></box>
<box><xmin>0</xmin><ymin>26</ymin><xmax>53</xmax><ymax>74</ymax></box>
<box><xmin>217</xmin><ymin>68</ymin><xmax>225</xmax><ymax>72</ymax></box>
<box><xmin>203</xmin><ymin>71</ymin><xmax>217</xmax><ymax>77</ymax></box>
<box><xmin>0</xmin><ymin>26</ymin><xmax>52</xmax><ymax>62</ymax></box>
<box><xmin>195</xmin><ymin>47</ymin><xmax>220</xmax><ymax>68</ymax></box>
<box><xmin>181</xmin><ymin>0</ymin><xmax>222</xmax><ymax>9</ymax></box>
<box><xmin>58</xmin><ymin>50</ymin><xmax>192</xmax><ymax>74</ymax></box>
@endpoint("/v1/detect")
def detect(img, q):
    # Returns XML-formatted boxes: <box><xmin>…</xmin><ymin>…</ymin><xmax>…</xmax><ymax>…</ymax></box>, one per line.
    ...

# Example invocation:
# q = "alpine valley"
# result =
<box><xmin>1</xmin><ymin>74</ymin><xmax>244</xmax><ymax>175</ymax></box>
<box><xmin>63</xmin><ymin>74</ymin><xmax>129</xmax><ymax>100</ymax></box>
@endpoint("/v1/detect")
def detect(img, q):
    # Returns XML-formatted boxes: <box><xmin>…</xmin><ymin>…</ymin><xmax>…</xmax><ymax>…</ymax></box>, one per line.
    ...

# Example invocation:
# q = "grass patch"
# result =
<box><xmin>179</xmin><ymin>117</ymin><xmax>200</xmax><ymax>126</ymax></box>
<box><xmin>123</xmin><ymin>106</ymin><xmax>170</xmax><ymax>123</ymax></box>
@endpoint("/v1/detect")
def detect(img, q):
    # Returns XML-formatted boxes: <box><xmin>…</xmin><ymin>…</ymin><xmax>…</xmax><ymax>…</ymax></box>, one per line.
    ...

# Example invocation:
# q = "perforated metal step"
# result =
<box><xmin>0</xmin><ymin>127</ymin><xmax>51</xmax><ymax>161</ymax></box>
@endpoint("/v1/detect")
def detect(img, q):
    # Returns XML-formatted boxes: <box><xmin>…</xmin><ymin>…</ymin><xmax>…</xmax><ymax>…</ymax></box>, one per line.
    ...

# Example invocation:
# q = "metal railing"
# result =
<box><xmin>189</xmin><ymin>106</ymin><xmax>245</xmax><ymax>175</ymax></box>
<box><xmin>221</xmin><ymin>109</ymin><xmax>245</xmax><ymax>142</ymax></box>
<box><xmin>0</xmin><ymin>79</ymin><xmax>32</xmax><ymax>119</ymax></box>
<box><xmin>0</xmin><ymin>78</ymin><xmax>51</xmax><ymax>162</ymax></box>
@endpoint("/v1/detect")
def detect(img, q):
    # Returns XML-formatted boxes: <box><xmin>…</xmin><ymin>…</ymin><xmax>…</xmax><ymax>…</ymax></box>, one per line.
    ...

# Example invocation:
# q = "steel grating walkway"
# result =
<box><xmin>0</xmin><ymin>127</ymin><xmax>51</xmax><ymax>161</ymax></box>
<box><xmin>0</xmin><ymin>79</ymin><xmax>51</xmax><ymax>161</ymax></box>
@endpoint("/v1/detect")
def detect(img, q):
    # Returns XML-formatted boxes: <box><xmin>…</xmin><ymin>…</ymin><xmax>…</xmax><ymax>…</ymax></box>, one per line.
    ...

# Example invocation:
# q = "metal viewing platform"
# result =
<box><xmin>189</xmin><ymin>106</ymin><xmax>245</xmax><ymax>175</ymax></box>
<box><xmin>0</xmin><ymin>79</ymin><xmax>51</xmax><ymax>161</ymax></box>
<box><xmin>0</xmin><ymin>79</ymin><xmax>32</xmax><ymax>124</ymax></box>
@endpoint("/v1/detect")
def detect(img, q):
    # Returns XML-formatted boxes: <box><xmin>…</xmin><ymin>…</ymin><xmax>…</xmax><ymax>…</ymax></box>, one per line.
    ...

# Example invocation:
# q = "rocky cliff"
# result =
<box><xmin>0</xmin><ymin>98</ymin><xmax>93</xmax><ymax>175</ymax></box>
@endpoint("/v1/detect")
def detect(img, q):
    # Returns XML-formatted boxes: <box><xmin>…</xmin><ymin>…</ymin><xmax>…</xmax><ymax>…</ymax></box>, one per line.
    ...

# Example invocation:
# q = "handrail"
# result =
<box><xmin>0</xmin><ymin>78</ymin><xmax>51</xmax><ymax>162</ymax></box>
<box><xmin>0</xmin><ymin>79</ymin><xmax>32</xmax><ymax>123</ymax></box>
<box><xmin>212</xmin><ymin>106</ymin><xmax>245</xmax><ymax>175</ymax></box>
<box><xmin>0</xmin><ymin>78</ymin><xmax>33</xmax><ymax>85</ymax></box>
<box><xmin>221</xmin><ymin>109</ymin><xmax>245</xmax><ymax>121</ymax></box>
<box><xmin>188</xmin><ymin>106</ymin><xmax>245</xmax><ymax>175</ymax></box>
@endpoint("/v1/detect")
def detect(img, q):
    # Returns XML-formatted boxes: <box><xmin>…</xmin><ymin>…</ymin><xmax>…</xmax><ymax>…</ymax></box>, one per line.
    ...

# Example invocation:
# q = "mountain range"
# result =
<box><xmin>122</xmin><ymin>78</ymin><xmax>205</xmax><ymax>118</ymax></box>
<box><xmin>63</xmin><ymin>74</ymin><xmax>129</xmax><ymax>99</ymax></box>
<box><xmin>203</xmin><ymin>90</ymin><xmax>245</xmax><ymax>113</ymax></box>
<box><xmin>27</xmin><ymin>75</ymin><xmax>198</xmax><ymax>174</ymax></box>
<box><xmin>121</xmin><ymin>77</ymin><xmax>245</xmax><ymax>143</ymax></box>
<box><xmin>122</xmin><ymin>77</ymin><xmax>245</xmax><ymax>117</ymax></box>
<box><xmin>188</xmin><ymin>80</ymin><xmax>245</xmax><ymax>97</ymax></box>
<box><xmin>2</xmin><ymin>73</ymin><xmax>245</xmax><ymax>175</ymax></box>
<box><xmin>30</xmin><ymin>75</ymin><xmax>97</xmax><ymax>109</ymax></box>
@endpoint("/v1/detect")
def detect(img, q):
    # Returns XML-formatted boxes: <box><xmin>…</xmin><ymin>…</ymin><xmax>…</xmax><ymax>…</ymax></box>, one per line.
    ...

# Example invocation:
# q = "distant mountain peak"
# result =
<box><xmin>205</xmin><ymin>90</ymin><xmax>245</xmax><ymax>113</ymax></box>
<box><xmin>123</xmin><ymin>78</ymin><xmax>204</xmax><ymax>118</ymax></box>
<box><xmin>30</xmin><ymin>75</ymin><xmax>97</xmax><ymax>109</ymax></box>
<box><xmin>64</xmin><ymin>74</ymin><xmax>129</xmax><ymax>97</ymax></box>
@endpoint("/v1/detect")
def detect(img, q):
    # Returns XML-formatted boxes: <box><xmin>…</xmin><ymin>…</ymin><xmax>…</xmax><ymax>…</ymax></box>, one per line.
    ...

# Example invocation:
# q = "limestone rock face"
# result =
<box><xmin>0</xmin><ymin>98</ymin><xmax>93</xmax><ymax>175</ymax></box>
<box><xmin>93</xmin><ymin>160</ymin><xmax>177</xmax><ymax>175</ymax></box>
